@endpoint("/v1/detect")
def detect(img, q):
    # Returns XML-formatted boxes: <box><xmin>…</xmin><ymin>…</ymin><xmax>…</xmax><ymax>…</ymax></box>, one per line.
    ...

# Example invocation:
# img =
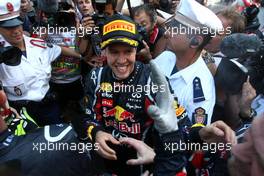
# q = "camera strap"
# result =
<box><xmin>126</xmin><ymin>0</ymin><xmax>134</xmax><ymax>19</ymax></box>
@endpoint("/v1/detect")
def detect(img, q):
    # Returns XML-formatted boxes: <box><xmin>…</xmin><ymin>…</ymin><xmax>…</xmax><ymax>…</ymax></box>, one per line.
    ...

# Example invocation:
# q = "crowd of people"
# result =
<box><xmin>0</xmin><ymin>0</ymin><xmax>264</xmax><ymax>175</ymax></box>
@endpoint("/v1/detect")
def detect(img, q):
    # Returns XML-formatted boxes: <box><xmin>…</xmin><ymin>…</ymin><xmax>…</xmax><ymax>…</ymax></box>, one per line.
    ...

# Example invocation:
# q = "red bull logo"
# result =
<box><xmin>104</xmin><ymin>106</ymin><xmax>135</xmax><ymax>122</ymax></box>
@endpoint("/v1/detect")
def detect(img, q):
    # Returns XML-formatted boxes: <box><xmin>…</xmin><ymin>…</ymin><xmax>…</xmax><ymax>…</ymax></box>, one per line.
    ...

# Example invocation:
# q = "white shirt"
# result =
<box><xmin>252</xmin><ymin>94</ymin><xmax>264</xmax><ymax>118</ymax></box>
<box><xmin>0</xmin><ymin>35</ymin><xmax>61</xmax><ymax>102</ymax></box>
<box><xmin>154</xmin><ymin>51</ymin><xmax>216</xmax><ymax>125</ymax></box>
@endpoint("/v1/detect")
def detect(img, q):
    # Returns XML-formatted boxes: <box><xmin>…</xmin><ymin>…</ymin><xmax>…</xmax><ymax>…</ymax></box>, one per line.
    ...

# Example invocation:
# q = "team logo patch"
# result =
<box><xmin>6</xmin><ymin>2</ymin><xmax>14</xmax><ymax>12</ymax></box>
<box><xmin>100</xmin><ymin>82</ymin><xmax>112</xmax><ymax>92</ymax></box>
<box><xmin>176</xmin><ymin>106</ymin><xmax>186</xmax><ymax>117</ymax></box>
<box><xmin>14</xmin><ymin>86</ymin><xmax>22</xmax><ymax>96</ymax></box>
<box><xmin>192</xmin><ymin>107</ymin><xmax>207</xmax><ymax>124</ymax></box>
<box><xmin>103</xmin><ymin>105</ymin><xmax>135</xmax><ymax>122</ymax></box>
<box><xmin>102</xmin><ymin>99</ymin><xmax>113</xmax><ymax>107</ymax></box>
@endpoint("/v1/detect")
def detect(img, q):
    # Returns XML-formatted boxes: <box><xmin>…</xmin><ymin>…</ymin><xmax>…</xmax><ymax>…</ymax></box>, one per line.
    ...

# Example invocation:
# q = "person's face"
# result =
<box><xmin>76</xmin><ymin>0</ymin><xmax>94</xmax><ymax>15</ymax></box>
<box><xmin>21</xmin><ymin>0</ymin><xmax>29</xmax><ymax>13</ymax></box>
<box><xmin>204</xmin><ymin>15</ymin><xmax>231</xmax><ymax>53</ymax></box>
<box><xmin>163</xmin><ymin>20</ymin><xmax>190</xmax><ymax>53</ymax></box>
<box><xmin>134</xmin><ymin>11</ymin><xmax>153</xmax><ymax>34</ymax></box>
<box><xmin>0</xmin><ymin>26</ymin><xmax>24</xmax><ymax>46</ymax></box>
<box><xmin>105</xmin><ymin>43</ymin><xmax>137</xmax><ymax>80</ymax></box>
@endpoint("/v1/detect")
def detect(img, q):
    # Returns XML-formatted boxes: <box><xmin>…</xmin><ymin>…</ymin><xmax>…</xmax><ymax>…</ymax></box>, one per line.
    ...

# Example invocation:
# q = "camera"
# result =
<box><xmin>82</xmin><ymin>0</ymin><xmax>116</xmax><ymax>56</ymax></box>
<box><xmin>38</xmin><ymin>1</ymin><xmax>76</xmax><ymax>28</ymax></box>
<box><xmin>159</xmin><ymin>0</ymin><xmax>172</xmax><ymax>12</ymax></box>
<box><xmin>55</xmin><ymin>2</ymin><xmax>76</xmax><ymax>28</ymax></box>
<box><xmin>240</xmin><ymin>44</ymin><xmax>264</xmax><ymax>94</ymax></box>
<box><xmin>136</xmin><ymin>24</ymin><xmax>148</xmax><ymax>51</ymax></box>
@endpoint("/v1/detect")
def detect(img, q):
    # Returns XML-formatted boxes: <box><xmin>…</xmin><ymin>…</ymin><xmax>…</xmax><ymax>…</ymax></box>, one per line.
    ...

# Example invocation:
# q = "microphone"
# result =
<box><xmin>220</xmin><ymin>33</ymin><xmax>262</xmax><ymax>59</ymax></box>
<box><xmin>37</xmin><ymin>0</ymin><xmax>59</xmax><ymax>13</ymax></box>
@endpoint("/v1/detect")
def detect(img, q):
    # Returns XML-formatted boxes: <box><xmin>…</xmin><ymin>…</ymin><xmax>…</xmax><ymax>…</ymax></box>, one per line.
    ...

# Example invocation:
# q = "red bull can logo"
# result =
<box><xmin>104</xmin><ymin>106</ymin><xmax>135</xmax><ymax>122</ymax></box>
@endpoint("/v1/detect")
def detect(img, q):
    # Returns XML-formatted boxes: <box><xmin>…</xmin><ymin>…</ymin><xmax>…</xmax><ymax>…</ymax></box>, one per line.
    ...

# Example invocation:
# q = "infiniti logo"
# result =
<box><xmin>132</xmin><ymin>92</ymin><xmax>141</xmax><ymax>99</ymax></box>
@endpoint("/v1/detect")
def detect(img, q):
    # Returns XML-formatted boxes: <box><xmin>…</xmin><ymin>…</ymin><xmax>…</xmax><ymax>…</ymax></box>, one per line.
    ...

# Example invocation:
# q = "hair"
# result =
<box><xmin>197</xmin><ymin>34</ymin><xmax>213</xmax><ymax>51</ymax></box>
<box><xmin>133</xmin><ymin>4</ymin><xmax>157</xmax><ymax>24</ymax></box>
<box><xmin>216</xmin><ymin>7</ymin><xmax>246</xmax><ymax>34</ymax></box>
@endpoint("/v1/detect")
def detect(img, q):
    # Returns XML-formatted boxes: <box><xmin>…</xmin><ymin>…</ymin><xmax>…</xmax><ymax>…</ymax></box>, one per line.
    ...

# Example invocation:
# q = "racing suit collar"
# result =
<box><xmin>111</xmin><ymin>62</ymin><xmax>140</xmax><ymax>84</ymax></box>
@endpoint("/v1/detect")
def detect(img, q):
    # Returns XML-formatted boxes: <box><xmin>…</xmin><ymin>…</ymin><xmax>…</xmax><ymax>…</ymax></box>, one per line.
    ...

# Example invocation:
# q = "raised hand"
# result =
<box><xmin>147</xmin><ymin>60</ymin><xmax>178</xmax><ymax>134</ymax></box>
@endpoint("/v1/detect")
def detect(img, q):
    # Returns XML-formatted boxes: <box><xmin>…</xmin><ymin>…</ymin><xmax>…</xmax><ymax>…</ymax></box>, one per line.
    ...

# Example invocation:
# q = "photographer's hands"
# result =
<box><xmin>81</xmin><ymin>16</ymin><xmax>96</xmax><ymax>29</ymax></box>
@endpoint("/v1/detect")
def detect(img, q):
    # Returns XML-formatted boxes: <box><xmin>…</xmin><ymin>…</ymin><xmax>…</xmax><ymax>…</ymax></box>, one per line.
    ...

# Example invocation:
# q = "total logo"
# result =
<box><xmin>103</xmin><ymin>105</ymin><xmax>135</xmax><ymax>122</ymax></box>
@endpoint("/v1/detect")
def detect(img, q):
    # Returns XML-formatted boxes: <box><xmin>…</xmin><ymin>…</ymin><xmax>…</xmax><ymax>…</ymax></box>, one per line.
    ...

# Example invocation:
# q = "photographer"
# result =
<box><xmin>74</xmin><ymin>0</ymin><xmax>117</xmax><ymax>71</ymax></box>
<box><xmin>203</xmin><ymin>8</ymin><xmax>247</xmax><ymax>130</ymax></box>
<box><xmin>134</xmin><ymin>4</ymin><xmax>165</xmax><ymax>62</ymax></box>
<box><xmin>41</xmin><ymin>1</ymin><xmax>85</xmax><ymax>124</ymax></box>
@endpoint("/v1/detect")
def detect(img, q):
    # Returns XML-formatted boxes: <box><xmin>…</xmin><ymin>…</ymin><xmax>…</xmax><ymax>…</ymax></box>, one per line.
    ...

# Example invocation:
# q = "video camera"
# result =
<box><xmin>220</xmin><ymin>33</ymin><xmax>264</xmax><ymax>94</ymax></box>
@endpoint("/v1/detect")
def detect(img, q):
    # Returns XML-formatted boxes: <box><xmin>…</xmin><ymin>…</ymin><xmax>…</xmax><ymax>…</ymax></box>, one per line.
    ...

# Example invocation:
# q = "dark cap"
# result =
<box><xmin>101</xmin><ymin>14</ymin><xmax>141</xmax><ymax>49</ymax></box>
<box><xmin>215</xmin><ymin>58</ymin><xmax>247</xmax><ymax>94</ymax></box>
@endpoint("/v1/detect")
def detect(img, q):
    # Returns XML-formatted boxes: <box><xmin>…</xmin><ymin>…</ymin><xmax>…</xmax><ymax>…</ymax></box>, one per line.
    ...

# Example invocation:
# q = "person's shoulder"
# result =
<box><xmin>153</xmin><ymin>50</ymin><xmax>176</xmax><ymax>64</ymax></box>
<box><xmin>196</xmin><ymin>57</ymin><xmax>214</xmax><ymax>79</ymax></box>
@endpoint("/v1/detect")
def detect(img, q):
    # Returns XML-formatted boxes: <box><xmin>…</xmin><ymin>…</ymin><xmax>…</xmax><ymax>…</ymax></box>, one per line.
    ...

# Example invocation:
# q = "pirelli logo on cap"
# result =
<box><xmin>103</xmin><ymin>20</ymin><xmax>136</xmax><ymax>35</ymax></box>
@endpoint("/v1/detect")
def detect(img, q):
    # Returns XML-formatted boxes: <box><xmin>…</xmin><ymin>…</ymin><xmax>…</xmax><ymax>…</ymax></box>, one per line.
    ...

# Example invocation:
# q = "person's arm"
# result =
<box><xmin>147</xmin><ymin>61</ymin><xmax>187</xmax><ymax>175</ymax></box>
<box><xmin>77</xmin><ymin>16</ymin><xmax>95</xmax><ymax>55</ymax></box>
<box><xmin>115</xmin><ymin>0</ymin><xmax>126</xmax><ymax>12</ymax></box>
<box><xmin>81</xmin><ymin>68</ymin><xmax>120</xmax><ymax>160</ymax></box>
<box><xmin>60</xmin><ymin>46</ymin><xmax>82</xmax><ymax>59</ymax></box>
<box><xmin>199</xmin><ymin>120</ymin><xmax>237</xmax><ymax>145</ymax></box>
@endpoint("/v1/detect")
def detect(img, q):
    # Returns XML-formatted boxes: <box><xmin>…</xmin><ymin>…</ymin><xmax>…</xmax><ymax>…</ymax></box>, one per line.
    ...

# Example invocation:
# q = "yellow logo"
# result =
<box><xmin>100</xmin><ymin>83</ymin><xmax>112</xmax><ymax>92</ymax></box>
<box><xmin>103</xmin><ymin>20</ymin><xmax>136</xmax><ymax>35</ymax></box>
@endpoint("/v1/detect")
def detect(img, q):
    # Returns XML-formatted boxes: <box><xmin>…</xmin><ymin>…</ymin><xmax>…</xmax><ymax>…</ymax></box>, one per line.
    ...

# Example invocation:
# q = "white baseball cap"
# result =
<box><xmin>0</xmin><ymin>0</ymin><xmax>23</xmax><ymax>27</ymax></box>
